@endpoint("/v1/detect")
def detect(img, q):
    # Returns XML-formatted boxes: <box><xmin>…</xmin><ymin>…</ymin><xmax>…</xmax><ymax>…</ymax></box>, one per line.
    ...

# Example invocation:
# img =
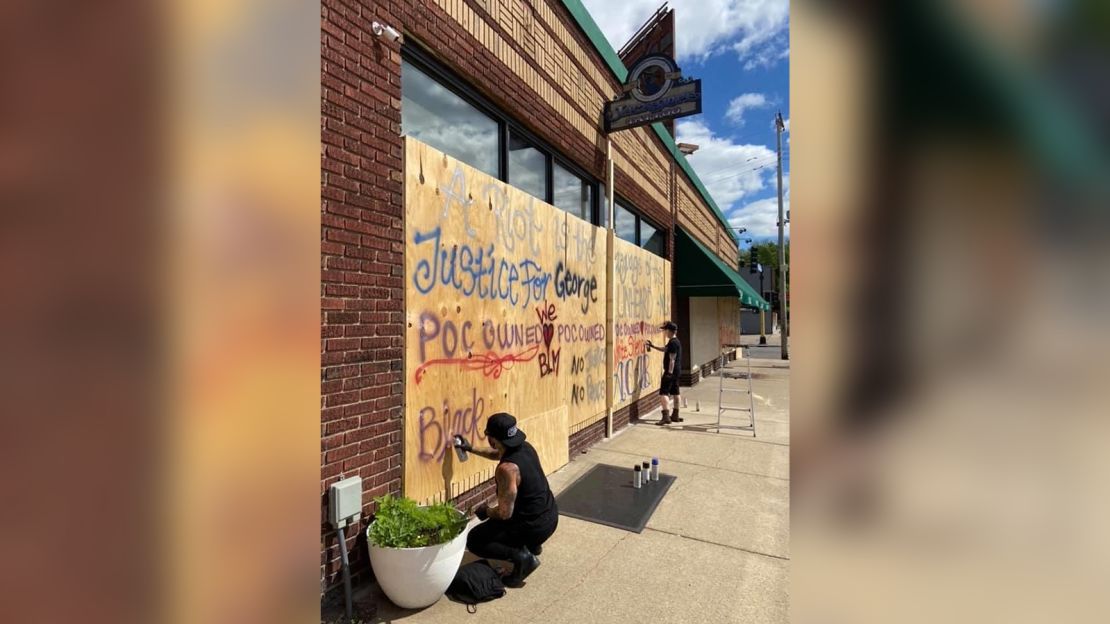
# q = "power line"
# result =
<box><xmin>702</xmin><ymin>154</ymin><xmax>786</xmax><ymax>176</ymax></box>
<box><xmin>687</xmin><ymin>148</ymin><xmax>790</xmax><ymax>180</ymax></box>
<box><xmin>697</xmin><ymin>156</ymin><xmax>790</xmax><ymax>183</ymax></box>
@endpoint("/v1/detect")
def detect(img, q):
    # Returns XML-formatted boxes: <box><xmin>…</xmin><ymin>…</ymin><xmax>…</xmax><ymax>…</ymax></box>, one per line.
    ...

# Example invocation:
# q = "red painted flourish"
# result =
<box><xmin>414</xmin><ymin>344</ymin><xmax>541</xmax><ymax>384</ymax></box>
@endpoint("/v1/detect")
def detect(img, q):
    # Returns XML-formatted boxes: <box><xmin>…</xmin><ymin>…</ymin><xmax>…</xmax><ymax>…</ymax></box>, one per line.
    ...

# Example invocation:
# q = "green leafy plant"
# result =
<box><xmin>367</xmin><ymin>494</ymin><xmax>467</xmax><ymax>549</ymax></box>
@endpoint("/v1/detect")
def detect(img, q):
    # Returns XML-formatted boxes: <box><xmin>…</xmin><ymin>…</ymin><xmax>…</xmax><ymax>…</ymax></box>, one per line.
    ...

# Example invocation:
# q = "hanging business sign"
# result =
<box><xmin>604</xmin><ymin>54</ymin><xmax>701</xmax><ymax>133</ymax></box>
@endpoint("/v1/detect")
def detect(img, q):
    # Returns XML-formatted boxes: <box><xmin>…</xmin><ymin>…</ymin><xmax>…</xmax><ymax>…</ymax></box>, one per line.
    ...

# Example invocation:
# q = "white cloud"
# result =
<box><xmin>738</xmin><ymin>34</ymin><xmax>790</xmax><ymax>70</ymax></box>
<box><xmin>580</xmin><ymin>0</ymin><xmax>789</xmax><ymax>68</ymax></box>
<box><xmin>731</xmin><ymin>173</ymin><xmax>789</xmax><ymax>240</ymax></box>
<box><xmin>725</xmin><ymin>93</ymin><xmax>770</xmax><ymax>126</ymax></box>
<box><xmin>676</xmin><ymin>119</ymin><xmax>775</xmax><ymax>210</ymax></box>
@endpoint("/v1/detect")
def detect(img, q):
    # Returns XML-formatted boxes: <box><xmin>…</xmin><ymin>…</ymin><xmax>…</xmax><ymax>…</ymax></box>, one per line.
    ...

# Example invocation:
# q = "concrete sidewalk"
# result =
<box><xmin>352</xmin><ymin>348</ymin><xmax>790</xmax><ymax>624</ymax></box>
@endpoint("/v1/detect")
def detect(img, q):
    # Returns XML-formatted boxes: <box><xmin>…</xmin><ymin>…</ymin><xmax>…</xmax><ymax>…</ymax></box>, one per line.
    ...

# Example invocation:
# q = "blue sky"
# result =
<box><xmin>580</xmin><ymin>0</ymin><xmax>790</xmax><ymax>246</ymax></box>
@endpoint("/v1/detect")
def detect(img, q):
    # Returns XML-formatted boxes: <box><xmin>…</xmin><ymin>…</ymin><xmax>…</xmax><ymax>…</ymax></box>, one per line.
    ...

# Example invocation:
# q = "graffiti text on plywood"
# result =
<box><xmin>611</xmin><ymin>238</ymin><xmax>671</xmax><ymax>410</ymax></box>
<box><xmin>569</xmin><ymin>345</ymin><xmax>606</xmax><ymax>406</ymax></box>
<box><xmin>404</xmin><ymin>138</ymin><xmax>597</xmax><ymax>503</ymax></box>
<box><xmin>554</xmin><ymin>261</ymin><xmax>598</xmax><ymax>313</ymax></box>
<box><xmin>416</xmin><ymin>388</ymin><xmax>486</xmax><ymax>463</ymax></box>
<box><xmin>410</xmin><ymin>227</ymin><xmax>552</xmax><ymax>308</ymax></box>
<box><xmin>535</xmin><ymin>301</ymin><xmax>561</xmax><ymax>378</ymax></box>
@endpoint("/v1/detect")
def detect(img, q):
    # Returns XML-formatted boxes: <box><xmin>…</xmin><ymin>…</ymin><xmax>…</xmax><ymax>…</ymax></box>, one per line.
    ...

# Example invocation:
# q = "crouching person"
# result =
<box><xmin>454</xmin><ymin>413</ymin><xmax>558</xmax><ymax>587</ymax></box>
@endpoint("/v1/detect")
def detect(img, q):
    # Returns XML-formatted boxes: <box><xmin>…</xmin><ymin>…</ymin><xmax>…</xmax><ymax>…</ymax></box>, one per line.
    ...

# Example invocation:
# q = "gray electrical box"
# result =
<box><xmin>328</xmin><ymin>476</ymin><xmax>363</xmax><ymax>528</ymax></box>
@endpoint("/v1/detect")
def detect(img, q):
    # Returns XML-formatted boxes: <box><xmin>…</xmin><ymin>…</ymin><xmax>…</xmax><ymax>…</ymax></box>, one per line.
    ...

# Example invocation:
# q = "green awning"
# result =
<box><xmin>675</xmin><ymin>228</ymin><xmax>770</xmax><ymax>310</ymax></box>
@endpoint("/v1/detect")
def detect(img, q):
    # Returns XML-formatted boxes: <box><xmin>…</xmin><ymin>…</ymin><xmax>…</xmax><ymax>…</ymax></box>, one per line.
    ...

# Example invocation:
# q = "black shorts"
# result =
<box><xmin>658</xmin><ymin>373</ymin><xmax>680</xmax><ymax>396</ymax></box>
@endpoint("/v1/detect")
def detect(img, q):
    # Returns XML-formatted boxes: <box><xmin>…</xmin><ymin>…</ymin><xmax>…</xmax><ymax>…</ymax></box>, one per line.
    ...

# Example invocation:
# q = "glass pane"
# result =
<box><xmin>553</xmin><ymin>162</ymin><xmax>592</xmax><ymax>222</ymax></box>
<box><xmin>508</xmin><ymin>133</ymin><xmax>548</xmax><ymax>201</ymax></box>
<box><xmin>401</xmin><ymin>60</ymin><xmax>499</xmax><ymax>177</ymax></box>
<box><xmin>615</xmin><ymin>201</ymin><xmax>637</xmax><ymax>245</ymax></box>
<box><xmin>641</xmin><ymin>220</ymin><xmax>666</xmax><ymax>256</ymax></box>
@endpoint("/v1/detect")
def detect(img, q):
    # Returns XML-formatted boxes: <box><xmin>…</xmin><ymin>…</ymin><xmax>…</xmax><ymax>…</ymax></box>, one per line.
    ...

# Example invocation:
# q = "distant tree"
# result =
<box><xmin>742</xmin><ymin>243</ymin><xmax>789</xmax><ymax>291</ymax></box>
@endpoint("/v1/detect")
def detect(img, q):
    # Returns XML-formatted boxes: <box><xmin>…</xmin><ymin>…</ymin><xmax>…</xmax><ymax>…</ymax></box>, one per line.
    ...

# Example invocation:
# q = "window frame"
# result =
<box><xmin>552</xmin><ymin>159</ymin><xmax>595</xmax><ymax>223</ymax></box>
<box><xmin>400</xmin><ymin>55</ymin><xmax>505</xmax><ymax>179</ymax></box>
<box><xmin>615</xmin><ymin>196</ymin><xmax>668</xmax><ymax>258</ymax></box>
<box><xmin>402</xmin><ymin>44</ymin><xmax>599</xmax><ymax>225</ymax></box>
<box><xmin>507</xmin><ymin>129</ymin><xmax>551</xmax><ymax>203</ymax></box>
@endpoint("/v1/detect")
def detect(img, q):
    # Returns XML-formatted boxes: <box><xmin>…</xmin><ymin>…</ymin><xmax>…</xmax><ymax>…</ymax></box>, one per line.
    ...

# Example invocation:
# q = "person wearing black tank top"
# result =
<box><xmin>646</xmin><ymin>321</ymin><xmax>684</xmax><ymax>425</ymax></box>
<box><xmin>454</xmin><ymin>412</ymin><xmax>558</xmax><ymax>587</ymax></box>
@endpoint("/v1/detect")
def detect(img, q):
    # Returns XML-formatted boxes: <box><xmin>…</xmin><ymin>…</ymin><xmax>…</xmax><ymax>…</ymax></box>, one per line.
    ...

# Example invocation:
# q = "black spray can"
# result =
<box><xmin>642</xmin><ymin>461</ymin><xmax>651</xmax><ymax>483</ymax></box>
<box><xmin>633</xmin><ymin>465</ymin><xmax>642</xmax><ymax>488</ymax></box>
<box><xmin>453</xmin><ymin>435</ymin><xmax>469</xmax><ymax>462</ymax></box>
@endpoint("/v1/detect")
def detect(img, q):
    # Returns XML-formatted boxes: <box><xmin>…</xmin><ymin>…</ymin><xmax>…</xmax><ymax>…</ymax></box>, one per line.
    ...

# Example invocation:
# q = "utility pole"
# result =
<box><xmin>748</xmin><ymin>244</ymin><xmax>767</xmax><ymax>345</ymax></box>
<box><xmin>775</xmin><ymin>111</ymin><xmax>788</xmax><ymax>360</ymax></box>
<box><xmin>758</xmin><ymin>261</ymin><xmax>767</xmax><ymax>346</ymax></box>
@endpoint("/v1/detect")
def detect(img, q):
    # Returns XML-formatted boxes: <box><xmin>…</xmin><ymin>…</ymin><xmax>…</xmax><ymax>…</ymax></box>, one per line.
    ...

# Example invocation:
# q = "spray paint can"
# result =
<box><xmin>633</xmin><ymin>465</ymin><xmax>642</xmax><ymax>489</ymax></box>
<box><xmin>642</xmin><ymin>461</ymin><xmax>651</xmax><ymax>483</ymax></box>
<box><xmin>453</xmin><ymin>435</ymin><xmax>469</xmax><ymax>462</ymax></box>
<box><xmin>651</xmin><ymin>457</ymin><xmax>659</xmax><ymax>481</ymax></box>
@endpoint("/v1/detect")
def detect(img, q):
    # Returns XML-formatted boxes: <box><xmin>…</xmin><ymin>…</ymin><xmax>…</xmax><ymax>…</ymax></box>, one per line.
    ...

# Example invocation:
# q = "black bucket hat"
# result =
<box><xmin>485</xmin><ymin>412</ymin><xmax>526</xmax><ymax>448</ymax></box>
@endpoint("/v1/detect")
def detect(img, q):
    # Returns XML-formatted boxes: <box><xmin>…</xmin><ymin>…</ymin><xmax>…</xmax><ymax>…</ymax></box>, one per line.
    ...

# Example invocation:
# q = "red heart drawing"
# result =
<box><xmin>542</xmin><ymin>324</ymin><xmax>554</xmax><ymax>348</ymax></box>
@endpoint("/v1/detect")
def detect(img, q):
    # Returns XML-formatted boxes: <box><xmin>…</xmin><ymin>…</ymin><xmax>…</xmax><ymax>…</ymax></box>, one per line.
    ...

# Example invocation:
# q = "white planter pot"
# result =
<box><xmin>367</xmin><ymin>512</ymin><xmax>472</xmax><ymax>609</ymax></box>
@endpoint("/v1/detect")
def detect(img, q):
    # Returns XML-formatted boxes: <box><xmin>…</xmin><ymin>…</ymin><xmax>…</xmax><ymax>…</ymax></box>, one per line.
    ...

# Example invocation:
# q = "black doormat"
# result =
<box><xmin>556</xmin><ymin>463</ymin><xmax>676</xmax><ymax>533</ymax></box>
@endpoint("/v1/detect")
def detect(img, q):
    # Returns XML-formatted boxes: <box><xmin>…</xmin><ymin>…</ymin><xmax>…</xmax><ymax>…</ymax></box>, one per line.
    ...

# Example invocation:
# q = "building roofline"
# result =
<box><xmin>559</xmin><ymin>0</ymin><xmax>739</xmax><ymax>244</ymax></box>
<box><xmin>617</xmin><ymin>2</ymin><xmax>670</xmax><ymax>58</ymax></box>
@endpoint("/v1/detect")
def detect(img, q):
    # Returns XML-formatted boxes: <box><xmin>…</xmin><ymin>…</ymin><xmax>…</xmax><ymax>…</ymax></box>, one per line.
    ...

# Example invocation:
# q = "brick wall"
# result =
<box><xmin>622</xmin><ymin>394</ymin><xmax>661</xmax><ymax>425</ymax></box>
<box><xmin>320</xmin><ymin>0</ymin><xmax>407</xmax><ymax>594</ymax></box>
<box><xmin>569</xmin><ymin>418</ymin><xmax>607</xmax><ymax>456</ymax></box>
<box><xmin>320</xmin><ymin>0</ymin><xmax>733</xmax><ymax>596</ymax></box>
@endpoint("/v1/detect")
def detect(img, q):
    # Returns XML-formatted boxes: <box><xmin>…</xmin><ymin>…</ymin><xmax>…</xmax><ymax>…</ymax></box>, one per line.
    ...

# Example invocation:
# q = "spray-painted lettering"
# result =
<box><xmin>411</xmin><ymin>227</ymin><xmax>551</xmax><ymax>308</ymax></box>
<box><xmin>554</xmin><ymin>261</ymin><xmax>598</xmax><ymax>314</ymax></box>
<box><xmin>439</xmin><ymin>165</ymin><xmax>479</xmax><ymax>238</ymax></box>
<box><xmin>536</xmin><ymin>302</ymin><xmax>559</xmax><ymax>377</ymax></box>
<box><xmin>614</xmin><ymin>354</ymin><xmax>652</xmax><ymax>402</ymax></box>
<box><xmin>556</xmin><ymin>323</ymin><xmax>605</xmax><ymax>343</ymax></box>
<box><xmin>483</xmin><ymin>184</ymin><xmax>543</xmax><ymax>255</ymax></box>
<box><xmin>417</xmin><ymin>389</ymin><xmax>486</xmax><ymax>463</ymax></box>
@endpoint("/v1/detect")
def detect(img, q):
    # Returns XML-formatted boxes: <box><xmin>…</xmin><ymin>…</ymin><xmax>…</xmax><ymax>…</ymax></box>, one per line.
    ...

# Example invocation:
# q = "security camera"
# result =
<box><xmin>371</xmin><ymin>21</ymin><xmax>402</xmax><ymax>43</ymax></box>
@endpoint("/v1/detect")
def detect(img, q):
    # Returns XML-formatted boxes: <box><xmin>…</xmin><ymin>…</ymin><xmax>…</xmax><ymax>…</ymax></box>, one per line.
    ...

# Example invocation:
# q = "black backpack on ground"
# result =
<box><xmin>445</xmin><ymin>559</ymin><xmax>506</xmax><ymax>613</ymax></box>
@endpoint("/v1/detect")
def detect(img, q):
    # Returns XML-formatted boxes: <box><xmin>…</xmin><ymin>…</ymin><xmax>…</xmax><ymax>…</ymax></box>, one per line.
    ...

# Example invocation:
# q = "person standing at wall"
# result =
<box><xmin>646</xmin><ymin>321</ymin><xmax>684</xmax><ymax>425</ymax></box>
<box><xmin>454</xmin><ymin>413</ymin><xmax>558</xmax><ymax>587</ymax></box>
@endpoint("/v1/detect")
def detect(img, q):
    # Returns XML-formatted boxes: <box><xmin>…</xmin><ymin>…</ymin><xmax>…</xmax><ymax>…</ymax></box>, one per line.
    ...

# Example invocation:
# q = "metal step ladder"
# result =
<box><xmin>716</xmin><ymin>346</ymin><xmax>756</xmax><ymax>436</ymax></box>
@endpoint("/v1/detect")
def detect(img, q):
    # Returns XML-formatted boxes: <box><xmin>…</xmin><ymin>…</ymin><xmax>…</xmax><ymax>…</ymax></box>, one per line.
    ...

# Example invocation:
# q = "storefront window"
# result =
<box><xmin>402</xmin><ymin>51</ymin><xmax>601</xmax><ymax>225</ymax></box>
<box><xmin>508</xmin><ymin>133</ymin><xmax>548</xmax><ymax>201</ymax></box>
<box><xmin>641</xmin><ymin>220</ymin><xmax>666</xmax><ymax>256</ymax></box>
<box><xmin>401</xmin><ymin>60</ymin><xmax>500</xmax><ymax>177</ymax></box>
<box><xmin>553</xmin><ymin>162</ymin><xmax>592</xmax><ymax>222</ymax></box>
<box><xmin>614</xmin><ymin>199</ymin><xmax>666</xmax><ymax>257</ymax></box>
<box><xmin>615</xmin><ymin>201</ymin><xmax>637</xmax><ymax>245</ymax></box>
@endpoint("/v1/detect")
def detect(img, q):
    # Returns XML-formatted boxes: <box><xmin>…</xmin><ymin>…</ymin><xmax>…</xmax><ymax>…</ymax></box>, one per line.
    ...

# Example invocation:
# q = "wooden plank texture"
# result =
<box><xmin>404</xmin><ymin>138</ymin><xmax>603</xmax><ymax>503</ymax></box>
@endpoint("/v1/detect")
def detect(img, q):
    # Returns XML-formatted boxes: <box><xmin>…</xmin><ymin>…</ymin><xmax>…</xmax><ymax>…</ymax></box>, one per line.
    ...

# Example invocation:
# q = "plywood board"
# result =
<box><xmin>403</xmin><ymin>138</ymin><xmax>605</xmax><ymax>504</ymax></box>
<box><xmin>611</xmin><ymin>236</ymin><xmax>672</xmax><ymax>411</ymax></box>
<box><xmin>562</xmin><ymin>214</ymin><xmax>609</xmax><ymax>432</ymax></box>
<box><xmin>518</xmin><ymin>405</ymin><xmax>569</xmax><ymax>475</ymax></box>
<box><xmin>718</xmin><ymin>297</ymin><xmax>742</xmax><ymax>347</ymax></box>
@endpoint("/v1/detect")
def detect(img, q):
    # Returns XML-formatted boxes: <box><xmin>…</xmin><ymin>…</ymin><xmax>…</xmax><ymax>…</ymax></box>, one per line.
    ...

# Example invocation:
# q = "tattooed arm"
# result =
<box><xmin>486</xmin><ymin>462</ymin><xmax>520</xmax><ymax>521</ymax></box>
